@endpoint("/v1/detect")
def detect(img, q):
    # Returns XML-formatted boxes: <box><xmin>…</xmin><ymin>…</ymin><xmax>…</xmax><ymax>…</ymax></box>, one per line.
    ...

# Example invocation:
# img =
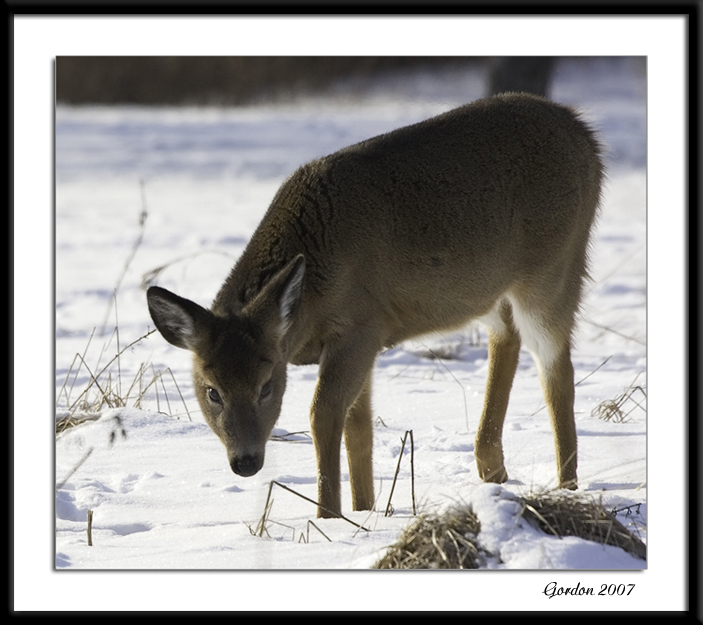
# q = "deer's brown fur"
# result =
<box><xmin>147</xmin><ymin>93</ymin><xmax>603</xmax><ymax>518</ymax></box>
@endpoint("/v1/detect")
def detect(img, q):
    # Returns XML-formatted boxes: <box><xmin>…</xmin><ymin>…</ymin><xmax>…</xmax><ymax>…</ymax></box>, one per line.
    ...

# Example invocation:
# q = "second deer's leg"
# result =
<box><xmin>475</xmin><ymin>301</ymin><xmax>521</xmax><ymax>484</ymax></box>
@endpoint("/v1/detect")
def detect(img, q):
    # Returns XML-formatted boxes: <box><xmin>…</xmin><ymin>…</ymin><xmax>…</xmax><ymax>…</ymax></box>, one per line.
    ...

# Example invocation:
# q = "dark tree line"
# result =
<box><xmin>56</xmin><ymin>56</ymin><xmax>555</xmax><ymax>106</ymax></box>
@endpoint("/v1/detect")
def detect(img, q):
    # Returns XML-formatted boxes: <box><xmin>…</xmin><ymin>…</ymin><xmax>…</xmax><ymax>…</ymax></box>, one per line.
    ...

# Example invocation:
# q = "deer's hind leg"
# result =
<box><xmin>507</xmin><ymin>286</ymin><xmax>579</xmax><ymax>490</ymax></box>
<box><xmin>475</xmin><ymin>299</ymin><xmax>521</xmax><ymax>484</ymax></box>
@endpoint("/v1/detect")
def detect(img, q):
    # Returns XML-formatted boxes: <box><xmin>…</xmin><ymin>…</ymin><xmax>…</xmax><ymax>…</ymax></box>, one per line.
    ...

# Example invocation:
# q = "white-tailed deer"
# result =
<box><xmin>147</xmin><ymin>93</ymin><xmax>603</xmax><ymax>518</ymax></box>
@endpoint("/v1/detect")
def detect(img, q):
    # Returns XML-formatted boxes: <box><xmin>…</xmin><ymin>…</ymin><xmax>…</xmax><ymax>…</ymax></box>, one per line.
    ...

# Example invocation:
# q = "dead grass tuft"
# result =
<box><xmin>56</xmin><ymin>327</ymin><xmax>191</xmax><ymax>434</ymax></box>
<box><xmin>374</xmin><ymin>490</ymin><xmax>645</xmax><ymax>569</ymax></box>
<box><xmin>591</xmin><ymin>373</ymin><xmax>646</xmax><ymax>423</ymax></box>
<box><xmin>373</xmin><ymin>506</ymin><xmax>482</xmax><ymax>569</ymax></box>
<box><xmin>520</xmin><ymin>491</ymin><xmax>646</xmax><ymax>560</ymax></box>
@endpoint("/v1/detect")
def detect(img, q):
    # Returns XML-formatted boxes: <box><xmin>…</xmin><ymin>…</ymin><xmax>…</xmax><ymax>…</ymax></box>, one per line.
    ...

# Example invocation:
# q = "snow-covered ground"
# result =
<box><xmin>53</xmin><ymin>57</ymin><xmax>650</xmax><ymax>578</ymax></box>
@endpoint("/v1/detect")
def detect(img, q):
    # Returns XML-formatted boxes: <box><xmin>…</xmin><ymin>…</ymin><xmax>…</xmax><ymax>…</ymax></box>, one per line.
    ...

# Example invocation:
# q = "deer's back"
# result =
<box><xmin>221</xmin><ymin>94</ymin><xmax>603</xmax><ymax>346</ymax></box>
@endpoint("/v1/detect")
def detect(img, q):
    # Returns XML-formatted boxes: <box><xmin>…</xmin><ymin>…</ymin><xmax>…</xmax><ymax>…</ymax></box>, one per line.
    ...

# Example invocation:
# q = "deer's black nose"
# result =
<box><xmin>230</xmin><ymin>455</ymin><xmax>261</xmax><ymax>477</ymax></box>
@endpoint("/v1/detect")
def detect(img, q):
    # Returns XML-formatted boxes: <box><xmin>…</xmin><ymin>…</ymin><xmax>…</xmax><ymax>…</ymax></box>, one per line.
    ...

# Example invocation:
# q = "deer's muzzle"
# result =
<box><xmin>230</xmin><ymin>454</ymin><xmax>263</xmax><ymax>477</ymax></box>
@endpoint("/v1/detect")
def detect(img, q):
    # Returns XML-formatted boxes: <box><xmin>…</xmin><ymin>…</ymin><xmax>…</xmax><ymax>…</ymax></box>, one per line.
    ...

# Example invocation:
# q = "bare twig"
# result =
<box><xmin>385</xmin><ymin>430</ymin><xmax>415</xmax><ymax>517</ymax></box>
<box><xmin>409</xmin><ymin>430</ymin><xmax>416</xmax><ymax>515</ymax></box>
<box><xmin>165</xmin><ymin>367</ymin><xmax>192</xmax><ymax>421</ymax></box>
<box><xmin>257</xmin><ymin>481</ymin><xmax>276</xmax><ymax>537</ymax></box>
<box><xmin>256</xmin><ymin>481</ymin><xmax>371</xmax><ymax>535</ymax></box>
<box><xmin>426</xmin><ymin>348</ymin><xmax>469</xmax><ymax>430</ymax></box>
<box><xmin>141</xmin><ymin>250</ymin><xmax>237</xmax><ymax>290</ymax></box>
<box><xmin>591</xmin><ymin>373</ymin><xmax>647</xmax><ymax>423</ymax></box>
<box><xmin>574</xmin><ymin>356</ymin><xmax>612</xmax><ymax>387</ymax></box>
<box><xmin>265</xmin><ymin>518</ymin><xmax>298</xmax><ymax>541</ymax></box>
<box><xmin>56</xmin><ymin>328</ymin><xmax>96</xmax><ymax>408</ymax></box>
<box><xmin>531</xmin><ymin>355</ymin><xmax>613</xmax><ymax>417</ymax></box>
<box><xmin>582</xmin><ymin>319</ymin><xmax>646</xmax><ymax>346</ymax></box>
<box><xmin>57</xmin><ymin>326</ymin><xmax>193</xmax><ymax>431</ymax></box>
<box><xmin>87</xmin><ymin>510</ymin><xmax>94</xmax><ymax>546</ymax></box>
<box><xmin>307</xmin><ymin>520</ymin><xmax>332</xmax><ymax>543</ymax></box>
<box><xmin>56</xmin><ymin>448</ymin><xmax>94</xmax><ymax>490</ymax></box>
<box><xmin>65</xmin><ymin>330</ymin><xmax>157</xmax><ymax>415</ymax></box>
<box><xmin>115</xmin><ymin>296</ymin><xmax>122</xmax><ymax>400</ymax></box>
<box><xmin>385</xmin><ymin>434</ymin><xmax>407</xmax><ymax>517</ymax></box>
<box><xmin>100</xmin><ymin>180</ymin><xmax>149</xmax><ymax>335</ymax></box>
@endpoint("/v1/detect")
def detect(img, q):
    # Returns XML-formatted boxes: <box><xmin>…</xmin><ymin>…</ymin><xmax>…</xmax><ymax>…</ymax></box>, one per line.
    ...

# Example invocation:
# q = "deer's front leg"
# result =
<box><xmin>310</xmin><ymin>332</ymin><xmax>379</xmax><ymax>518</ymax></box>
<box><xmin>344</xmin><ymin>372</ymin><xmax>375</xmax><ymax>511</ymax></box>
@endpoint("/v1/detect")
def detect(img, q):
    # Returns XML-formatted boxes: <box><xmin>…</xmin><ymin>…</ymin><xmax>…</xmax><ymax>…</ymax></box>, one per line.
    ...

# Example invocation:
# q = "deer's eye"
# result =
<box><xmin>207</xmin><ymin>387</ymin><xmax>223</xmax><ymax>404</ymax></box>
<box><xmin>259</xmin><ymin>379</ymin><xmax>272</xmax><ymax>402</ymax></box>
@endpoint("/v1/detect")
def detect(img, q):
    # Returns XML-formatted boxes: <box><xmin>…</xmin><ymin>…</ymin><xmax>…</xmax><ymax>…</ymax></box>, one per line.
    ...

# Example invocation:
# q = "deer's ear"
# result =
<box><xmin>246</xmin><ymin>255</ymin><xmax>306</xmax><ymax>340</ymax></box>
<box><xmin>277</xmin><ymin>255</ymin><xmax>306</xmax><ymax>336</ymax></box>
<box><xmin>147</xmin><ymin>286</ymin><xmax>213</xmax><ymax>352</ymax></box>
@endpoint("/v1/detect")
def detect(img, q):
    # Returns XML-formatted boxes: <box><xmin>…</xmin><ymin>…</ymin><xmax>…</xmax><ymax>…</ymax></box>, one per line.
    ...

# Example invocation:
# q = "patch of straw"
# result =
<box><xmin>374</xmin><ymin>490</ymin><xmax>646</xmax><ymax>569</ymax></box>
<box><xmin>373</xmin><ymin>506</ymin><xmax>482</xmax><ymax>569</ymax></box>
<box><xmin>56</xmin><ymin>328</ymin><xmax>191</xmax><ymax>434</ymax></box>
<box><xmin>591</xmin><ymin>373</ymin><xmax>646</xmax><ymax>423</ymax></box>
<box><xmin>519</xmin><ymin>491</ymin><xmax>646</xmax><ymax>560</ymax></box>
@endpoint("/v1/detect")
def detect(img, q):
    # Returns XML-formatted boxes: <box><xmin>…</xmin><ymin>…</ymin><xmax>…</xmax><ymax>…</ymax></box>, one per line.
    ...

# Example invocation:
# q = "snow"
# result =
<box><xmin>12</xmin><ymin>16</ymin><xmax>687</xmax><ymax>610</ymax></box>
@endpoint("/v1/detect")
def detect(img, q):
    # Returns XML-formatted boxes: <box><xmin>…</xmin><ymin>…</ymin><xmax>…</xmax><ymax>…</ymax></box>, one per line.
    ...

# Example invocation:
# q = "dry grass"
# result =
<box><xmin>56</xmin><ymin>327</ymin><xmax>191</xmax><ymax>434</ymax></box>
<box><xmin>252</xmin><ymin>480</ymin><xmax>372</xmax><ymax>539</ymax></box>
<box><xmin>373</xmin><ymin>506</ymin><xmax>482</xmax><ymax>569</ymax></box>
<box><xmin>520</xmin><ymin>491</ymin><xmax>646</xmax><ymax>560</ymax></box>
<box><xmin>591</xmin><ymin>374</ymin><xmax>646</xmax><ymax>423</ymax></box>
<box><xmin>374</xmin><ymin>490</ymin><xmax>645</xmax><ymax>569</ymax></box>
<box><xmin>55</xmin><ymin>178</ymin><xmax>194</xmax><ymax>434</ymax></box>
